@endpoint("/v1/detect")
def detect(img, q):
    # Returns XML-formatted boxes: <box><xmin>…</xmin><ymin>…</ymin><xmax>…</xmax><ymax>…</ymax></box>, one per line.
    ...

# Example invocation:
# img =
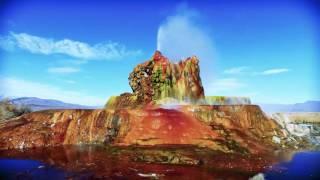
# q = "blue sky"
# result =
<box><xmin>0</xmin><ymin>0</ymin><xmax>319</xmax><ymax>105</ymax></box>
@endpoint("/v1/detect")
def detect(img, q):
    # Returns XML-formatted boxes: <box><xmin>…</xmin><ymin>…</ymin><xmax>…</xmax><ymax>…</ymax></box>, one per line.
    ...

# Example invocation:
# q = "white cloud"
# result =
<box><xmin>0</xmin><ymin>35</ymin><xmax>16</xmax><ymax>51</ymax></box>
<box><xmin>224</xmin><ymin>66</ymin><xmax>249</xmax><ymax>74</ymax></box>
<box><xmin>0</xmin><ymin>32</ymin><xmax>142</xmax><ymax>60</ymax></box>
<box><xmin>261</xmin><ymin>68</ymin><xmax>290</xmax><ymax>75</ymax></box>
<box><xmin>156</xmin><ymin>4</ymin><xmax>215</xmax><ymax>88</ymax></box>
<box><xmin>0</xmin><ymin>77</ymin><xmax>106</xmax><ymax>106</ymax></box>
<box><xmin>48</xmin><ymin>67</ymin><xmax>80</xmax><ymax>74</ymax></box>
<box><xmin>206</xmin><ymin>78</ymin><xmax>246</xmax><ymax>95</ymax></box>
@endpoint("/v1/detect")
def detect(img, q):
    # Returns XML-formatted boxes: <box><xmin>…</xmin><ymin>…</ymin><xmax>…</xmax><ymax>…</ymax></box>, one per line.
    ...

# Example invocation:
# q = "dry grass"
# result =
<box><xmin>286</xmin><ymin>112</ymin><xmax>320</xmax><ymax>124</ymax></box>
<box><xmin>0</xmin><ymin>99</ymin><xmax>31</xmax><ymax>121</ymax></box>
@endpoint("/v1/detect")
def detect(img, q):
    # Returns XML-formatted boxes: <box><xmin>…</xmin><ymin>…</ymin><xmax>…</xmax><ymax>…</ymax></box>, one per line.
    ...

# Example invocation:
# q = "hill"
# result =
<box><xmin>9</xmin><ymin>97</ymin><xmax>100</xmax><ymax>111</ymax></box>
<box><xmin>259</xmin><ymin>101</ymin><xmax>320</xmax><ymax>113</ymax></box>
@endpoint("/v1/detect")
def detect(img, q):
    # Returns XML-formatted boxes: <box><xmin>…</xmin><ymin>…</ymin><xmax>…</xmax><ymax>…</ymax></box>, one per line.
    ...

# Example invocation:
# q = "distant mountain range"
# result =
<box><xmin>7</xmin><ymin>97</ymin><xmax>102</xmax><ymax>111</ymax></box>
<box><xmin>1</xmin><ymin>96</ymin><xmax>319</xmax><ymax>113</ymax></box>
<box><xmin>258</xmin><ymin>101</ymin><xmax>320</xmax><ymax>113</ymax></box>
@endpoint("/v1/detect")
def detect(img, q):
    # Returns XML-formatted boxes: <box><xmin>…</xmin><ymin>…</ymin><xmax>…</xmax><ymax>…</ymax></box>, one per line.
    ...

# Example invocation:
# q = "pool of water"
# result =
<box><xmin>0</xmin><ymin>159</ymin><xmax>68</xmax><ymax>179</ymax></box>
<box><xmin>0</xmin><ymin>145</ymin><xmax>319</xmax><ymax>179</ymax></box>
<box><xmin>264</xmin><ymin>151</ymin><xmax>320</xmax><ymax>179</ymax></box>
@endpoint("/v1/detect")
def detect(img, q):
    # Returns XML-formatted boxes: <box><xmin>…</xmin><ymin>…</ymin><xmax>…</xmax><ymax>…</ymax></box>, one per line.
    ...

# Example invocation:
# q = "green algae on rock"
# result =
<box><xmin>107</xmin><ymin>51</ymin><xmax>205</xmax><ymax>108</ymax></box>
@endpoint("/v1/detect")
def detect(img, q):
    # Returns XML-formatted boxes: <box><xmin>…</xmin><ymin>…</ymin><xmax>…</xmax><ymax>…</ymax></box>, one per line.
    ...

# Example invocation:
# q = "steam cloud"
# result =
<box><xmin>156</xmin><ymin>5</ymin><xmax>215</xmax><ymax>87</ymax></box>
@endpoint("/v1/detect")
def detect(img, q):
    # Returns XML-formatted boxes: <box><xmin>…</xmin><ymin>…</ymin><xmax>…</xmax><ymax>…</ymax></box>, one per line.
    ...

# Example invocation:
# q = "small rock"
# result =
<box><xmin>272</xmin><ymin>136</ymin><xmax>281</xmax><ymax>144</ymax></box>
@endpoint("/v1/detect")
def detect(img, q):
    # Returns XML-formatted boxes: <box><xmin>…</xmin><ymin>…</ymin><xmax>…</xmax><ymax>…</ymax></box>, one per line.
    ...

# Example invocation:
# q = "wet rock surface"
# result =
<box><xmin>107</xmin><ymin>51</ymin><xmax>204</xmax><ymax>108</ymax></box>
<box><xmin>0</xmin><ymin>105</ymin><xmax>310</xmax><ymax>153</ymax></box>
<box><xmin>130</xmin><ymin>51</ymin><xmax>204</xmax><ymax>103</ymax></box>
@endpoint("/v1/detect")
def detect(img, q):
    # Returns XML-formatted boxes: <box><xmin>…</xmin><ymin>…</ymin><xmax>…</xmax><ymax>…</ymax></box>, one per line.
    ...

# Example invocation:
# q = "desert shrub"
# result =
<box><xmin>0</xmin><ymin>98</ymin><xmax>31</xmax><ymax>121</ymax></box>
<box><xmin>288</xmin><ymin>113</ymin><xmax>320</xmax><ymax>124</ymax></box>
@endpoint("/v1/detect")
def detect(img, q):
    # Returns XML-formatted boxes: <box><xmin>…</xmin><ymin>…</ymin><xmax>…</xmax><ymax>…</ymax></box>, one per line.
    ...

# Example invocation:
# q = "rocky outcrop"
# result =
<box><xmin>0</xmin><ymin>50</ymin><xmax>310</xmax><ymax>154</ymax></box>
<box><xmin>271</xmin><ymin>112</ymin><xmax>320</xmax><ymax>145</ymax></box>
<box><xmin>107</xmin><ymin>51</ymin><xmax>204</xmax><ymax>108</ymax></box>
<box><xmin>0</xmin><ymin>109</ymin><xmax>108</xmax><ymax>149</ymax></box>
<box><xmin>130</xmin><ymin>51</ymin><xmax>204</xmax><ymax>103</ymax></box>
<box><xmin>0</xmin><ymin>105</ymin><xmax>306</xmax><ymax>153</ymax></box>
<box><xmin>106</xmin><ymin>52</ymin><xmax>252</xmax><ymax>108</ymax></box>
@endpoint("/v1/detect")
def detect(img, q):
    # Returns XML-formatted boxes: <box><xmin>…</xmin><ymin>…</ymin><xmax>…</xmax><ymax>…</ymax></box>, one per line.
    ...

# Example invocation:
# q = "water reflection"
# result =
<box><xmin>0</xmin><ymin>159</ymin><xmax>67</xmax><ymax>179</ymax></box>
<box><xmin>265</xmin><ymin>151</ymin><xmax>320</xmax><ymax>179</ymax></box>
<box><xmin>0</xmin><ymin>145</ymin><xmax>314</xmax><ymax>179</ymax></box>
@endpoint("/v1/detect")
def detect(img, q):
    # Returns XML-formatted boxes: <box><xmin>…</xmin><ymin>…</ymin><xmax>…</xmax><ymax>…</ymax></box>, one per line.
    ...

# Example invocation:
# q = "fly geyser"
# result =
<box><xmin>107</xmin><ymin>51</ymin><xmax>205</xmax><ymax>108</ymax></box>
<box><xmin>0</xmin><ymin>51</ymin><xmax>309</xmax><ymax>154</ymax></box>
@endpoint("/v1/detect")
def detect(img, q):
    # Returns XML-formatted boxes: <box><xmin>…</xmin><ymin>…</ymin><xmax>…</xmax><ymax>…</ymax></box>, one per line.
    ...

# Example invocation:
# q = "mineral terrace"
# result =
<box><xmin>0</xmin><ymin>51</ymin><xmax>310</xmax><ymax>154</ymax></box>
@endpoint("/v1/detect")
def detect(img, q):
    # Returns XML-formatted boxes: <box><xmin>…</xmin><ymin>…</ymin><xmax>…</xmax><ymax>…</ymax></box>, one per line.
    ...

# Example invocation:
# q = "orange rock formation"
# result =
<box><xmin>0</xmin><ymin>51</ymin><xmax>303</xmax><ymax>154</ymax></box>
